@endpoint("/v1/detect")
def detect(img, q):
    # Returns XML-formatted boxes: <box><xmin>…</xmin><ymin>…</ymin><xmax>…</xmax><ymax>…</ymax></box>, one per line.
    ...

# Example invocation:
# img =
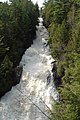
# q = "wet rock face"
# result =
<box><xmin>52</xmin><ymin>63</ymin><xmax>62</xmax><ymax>87</ymax></box>
<box><xmin>46</xmin><ymin>70</ymin><xmax>51</xmax><ymax>85</ymax></box>
<box><xmin>13</xmin><ymin>65</ymin><xmax>23</xmax><ymax>86</ymax></box>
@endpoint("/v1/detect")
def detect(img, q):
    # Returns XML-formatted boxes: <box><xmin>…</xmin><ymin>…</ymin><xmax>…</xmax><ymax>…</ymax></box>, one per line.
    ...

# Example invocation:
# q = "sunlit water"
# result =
<box><xmin>0</xmin><ymin>18</ymin><xmax>59</xmax><ymax>120</ymax></box>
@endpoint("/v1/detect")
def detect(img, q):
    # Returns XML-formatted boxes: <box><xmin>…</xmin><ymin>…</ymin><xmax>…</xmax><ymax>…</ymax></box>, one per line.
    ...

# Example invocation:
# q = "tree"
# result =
<box><xmin>42</xmin><ymin>0</ymin><xmax>80</xmax><ymax>119</ymax></box>
<box><xmin>0</xmin><ymin>0</ymin><xmax>39</xmax><ymax>97</ymax></box>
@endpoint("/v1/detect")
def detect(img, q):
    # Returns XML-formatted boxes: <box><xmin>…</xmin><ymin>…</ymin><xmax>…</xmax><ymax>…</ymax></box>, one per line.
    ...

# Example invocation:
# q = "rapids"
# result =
<box><xmin>0</xmin><ymin>18</ymin><xmax>59</xmax><ymax>120</ymax></box>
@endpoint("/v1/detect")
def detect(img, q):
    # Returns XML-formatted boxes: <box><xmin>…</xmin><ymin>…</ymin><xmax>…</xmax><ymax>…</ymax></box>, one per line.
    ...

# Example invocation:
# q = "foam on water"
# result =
<box><xmin>0</xmin><ymin>17</ymin><xmax>59</xmax><ymax>120</ymax></box>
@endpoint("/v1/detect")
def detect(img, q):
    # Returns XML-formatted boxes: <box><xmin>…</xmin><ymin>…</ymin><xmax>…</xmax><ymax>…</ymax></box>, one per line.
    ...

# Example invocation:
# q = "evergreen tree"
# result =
<box><xmin>0</xmin><ymin>0</ymin><xmax>39</xmax><ymax>97</ymax></box>
<box><xmin>42</xmin><ymin>0</ymin><xmax>80</xmax><ymax>120</ymax></box>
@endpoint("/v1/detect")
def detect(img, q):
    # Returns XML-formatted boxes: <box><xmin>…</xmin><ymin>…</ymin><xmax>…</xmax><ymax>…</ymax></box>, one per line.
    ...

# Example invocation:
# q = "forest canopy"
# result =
<box><xmin>42</xmin><ymin>0</ymin><xmax>80</xmax><ymax>120</ymax></box>
<box><xmin>0</xmin><ymin>0</ymin><xmax>39</xmax><ymax>97</ymax></box>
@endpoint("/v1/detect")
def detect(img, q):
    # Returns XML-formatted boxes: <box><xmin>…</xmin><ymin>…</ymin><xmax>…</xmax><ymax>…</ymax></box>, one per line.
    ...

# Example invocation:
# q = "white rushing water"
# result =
<box><xmin>0</xmin><ymin>18</ymin><xmax>59</xmax><ymax>120</ymax></box>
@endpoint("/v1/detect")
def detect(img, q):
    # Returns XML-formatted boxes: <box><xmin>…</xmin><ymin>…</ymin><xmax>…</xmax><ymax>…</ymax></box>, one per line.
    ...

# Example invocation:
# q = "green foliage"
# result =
<box><xmin>42</xmin><ymin>0</ymin><xmax>80</xmax><ymax>120</ymax></box>
<box><xmin>0</xmin><ymin>0</ymin><xmax>39</xmax><ymax>97</ymax></box>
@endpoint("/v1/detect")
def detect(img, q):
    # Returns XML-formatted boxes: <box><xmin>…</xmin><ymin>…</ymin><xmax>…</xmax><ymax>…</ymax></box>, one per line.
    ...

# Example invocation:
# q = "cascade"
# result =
<box><xmin>0</xmin><ymin>17</ymin><xmax>59</xmax><ymax>120</ymax></box>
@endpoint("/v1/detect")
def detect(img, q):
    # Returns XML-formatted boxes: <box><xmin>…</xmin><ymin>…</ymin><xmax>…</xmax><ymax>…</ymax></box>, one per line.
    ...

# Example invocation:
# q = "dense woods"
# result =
<box><xmin>0</xmin><ymin>0</ymin><xmax>39</xmax><ymax>97</ymax></box>
<box><xmin>42</xmin><ymin>0</ymin><xmax>80</xmax><ymax>119</ymax></box>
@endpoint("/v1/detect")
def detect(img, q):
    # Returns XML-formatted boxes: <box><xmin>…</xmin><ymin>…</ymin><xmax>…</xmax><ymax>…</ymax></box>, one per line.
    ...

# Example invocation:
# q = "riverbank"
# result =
<box><xmin>0</xmin><ymin>1</ymin><xmax>39</xmax><ymax>97</ymax></box>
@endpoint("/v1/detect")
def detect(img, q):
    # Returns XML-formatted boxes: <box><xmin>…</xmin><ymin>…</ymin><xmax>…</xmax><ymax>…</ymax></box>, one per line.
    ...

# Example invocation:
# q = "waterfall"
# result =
<box><xmin>0</xmin><ymin>17</ymin><xmax>59</xmax><ymax>120</ymax></box>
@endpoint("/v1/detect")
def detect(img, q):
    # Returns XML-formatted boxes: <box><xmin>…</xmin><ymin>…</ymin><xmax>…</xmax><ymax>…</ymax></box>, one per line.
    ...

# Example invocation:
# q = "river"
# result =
<box><xmin>0</xmin><ymin>18</ymin><xmax>59</xmax><ymax>120</ymax></box>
